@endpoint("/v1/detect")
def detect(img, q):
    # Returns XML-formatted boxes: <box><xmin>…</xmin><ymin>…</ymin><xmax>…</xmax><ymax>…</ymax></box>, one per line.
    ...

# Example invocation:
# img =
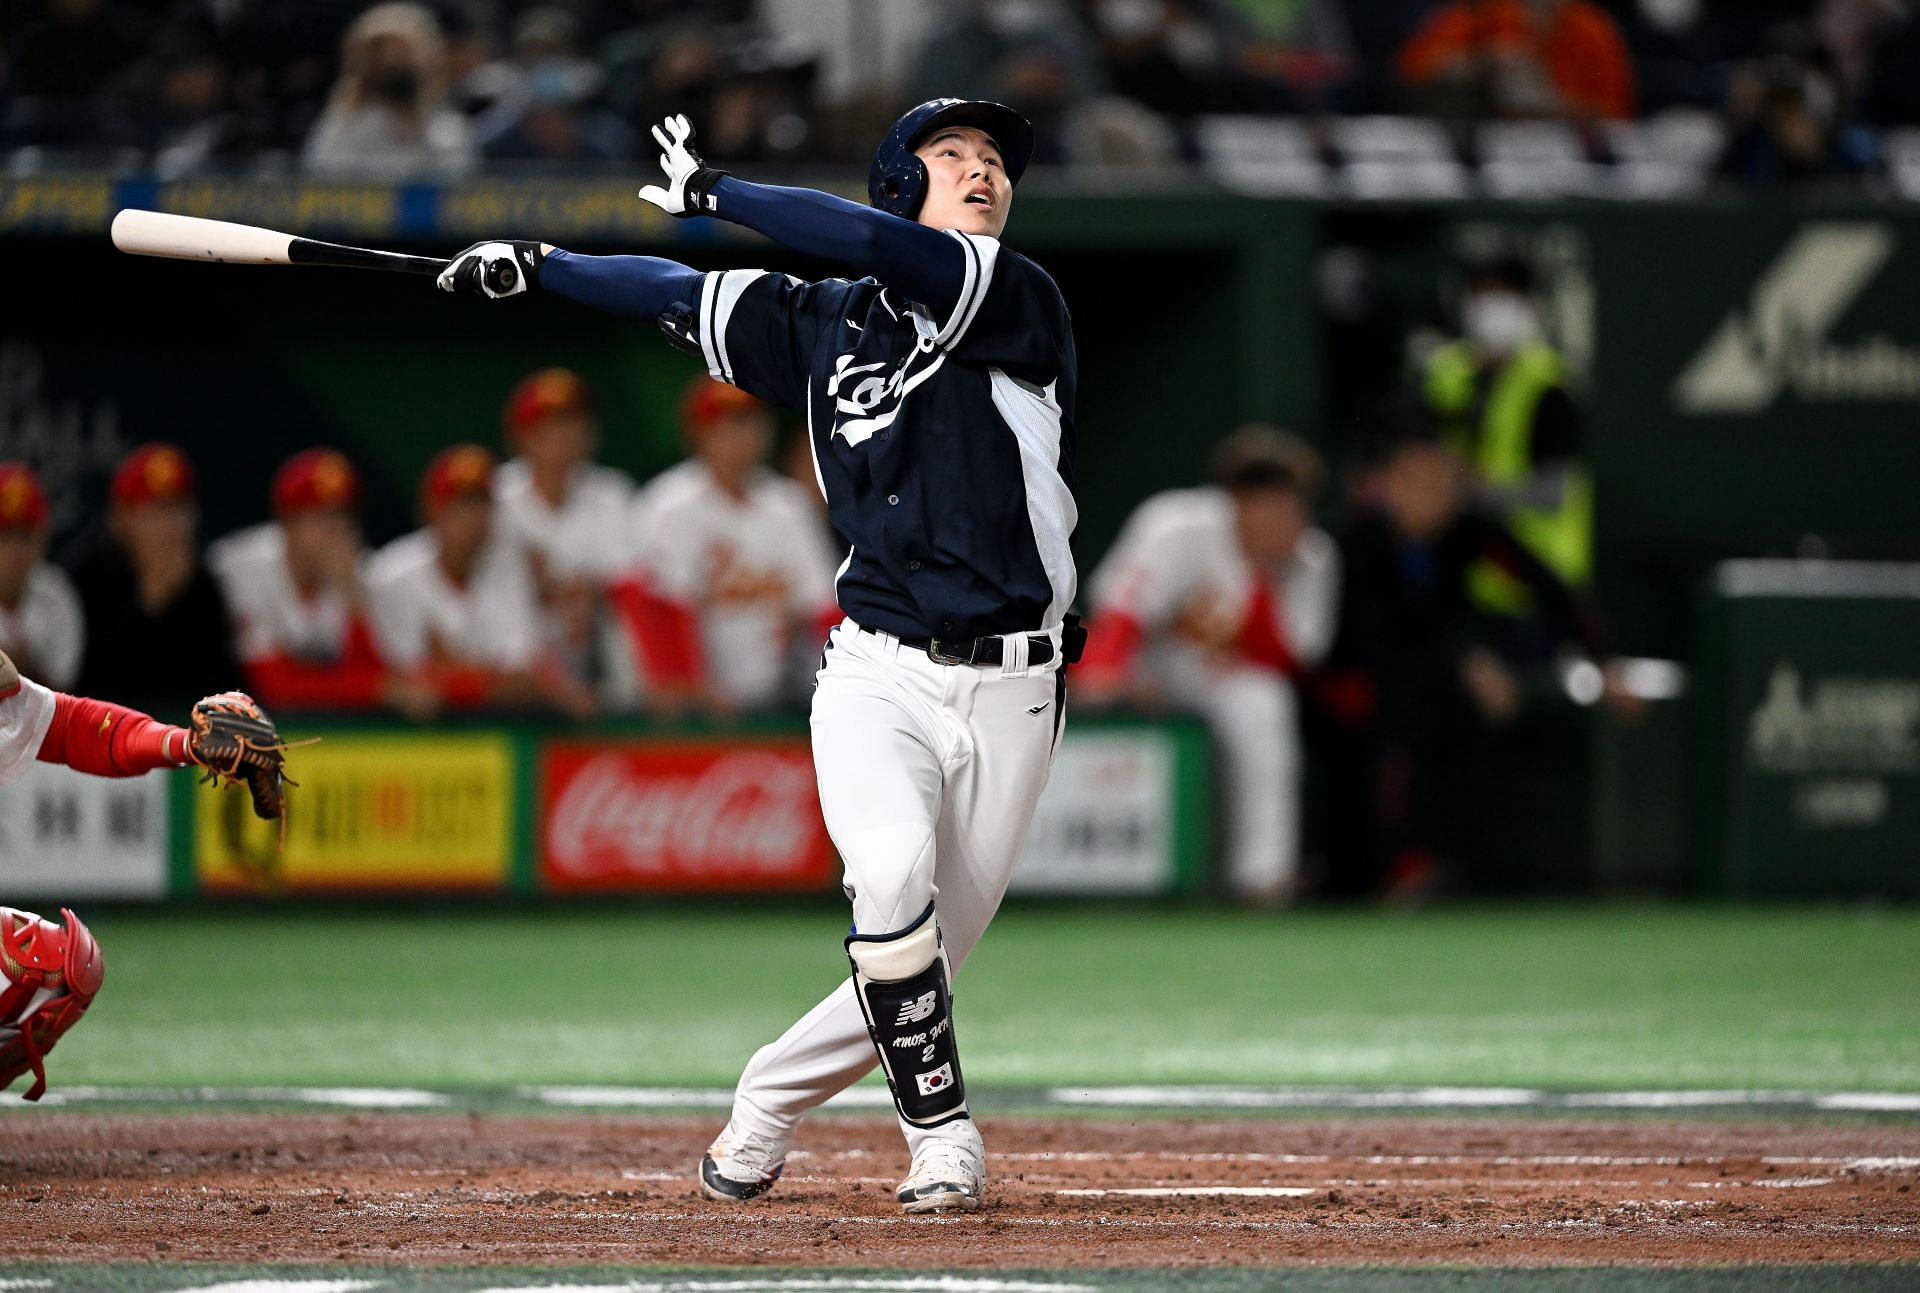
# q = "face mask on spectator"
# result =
<box><xmin>1463</xmin><ymin>291</ymin><xmax>1542</xmax><ymax>356</ymax></box>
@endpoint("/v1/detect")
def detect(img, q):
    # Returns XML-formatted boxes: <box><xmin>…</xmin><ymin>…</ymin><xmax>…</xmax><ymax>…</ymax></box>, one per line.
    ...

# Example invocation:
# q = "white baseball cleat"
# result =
<box><xmin>896</xmin><ymin>1118</ymin><xmax>986</xmax><ymax>1213</ymax></box>
<box><xmin>699</xmin><ymin>1117</ymin><xmax>792</xmax><ymax>1202</ymax></box>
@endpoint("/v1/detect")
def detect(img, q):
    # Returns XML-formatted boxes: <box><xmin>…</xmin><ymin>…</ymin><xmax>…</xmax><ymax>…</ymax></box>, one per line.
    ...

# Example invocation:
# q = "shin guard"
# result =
<box><xmin>846</xmin><ymin>902</ymin><xmax>968</xmax><ymax>1128</ymax></box>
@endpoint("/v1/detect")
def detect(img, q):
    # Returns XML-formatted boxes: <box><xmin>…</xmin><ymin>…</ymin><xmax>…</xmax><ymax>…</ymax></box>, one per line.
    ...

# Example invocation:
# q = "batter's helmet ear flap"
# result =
<box><xmin>870</xmin><ymin>98</ymin><xmax>1035</xmax><ymax>221</ymax></box>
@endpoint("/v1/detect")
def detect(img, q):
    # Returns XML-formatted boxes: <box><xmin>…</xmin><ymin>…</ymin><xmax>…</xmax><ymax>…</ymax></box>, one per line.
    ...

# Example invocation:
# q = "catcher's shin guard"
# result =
<box><xmin>846</xmin><ymin>902</ymin><xmax>969</xmax><ymax>1129</ymax></box>
<box><xmin>0</xmin><ymin>907</ymin><xmax>104</xmax><ymax>1101</ymax></box>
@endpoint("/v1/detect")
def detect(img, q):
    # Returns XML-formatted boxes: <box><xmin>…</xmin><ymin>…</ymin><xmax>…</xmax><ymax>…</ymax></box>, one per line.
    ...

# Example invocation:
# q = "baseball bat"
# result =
<box><xmin>110</xmin><ymin>209</ymin><xmax>448</xmax><ymax>277</ymax></box>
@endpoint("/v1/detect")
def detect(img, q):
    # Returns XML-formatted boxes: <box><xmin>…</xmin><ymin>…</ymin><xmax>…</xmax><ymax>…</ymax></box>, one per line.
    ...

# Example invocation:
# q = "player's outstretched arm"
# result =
<box><xmin>436</xmin><ymin>240</ymin><xmax>704</xmax><ymax>323</ymax></box>
<box><xmin>637</xmin><ymin>114</ymin><xmax>966</xmax><ymax>320</ymax></box>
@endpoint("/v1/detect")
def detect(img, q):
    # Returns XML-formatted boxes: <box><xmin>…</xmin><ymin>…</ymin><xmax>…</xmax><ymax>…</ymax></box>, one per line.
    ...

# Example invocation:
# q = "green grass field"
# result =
<box><xmin>54</xmin><ymin>901</ymin><xmax>1920</xmax><ymax>1091</ymax></box>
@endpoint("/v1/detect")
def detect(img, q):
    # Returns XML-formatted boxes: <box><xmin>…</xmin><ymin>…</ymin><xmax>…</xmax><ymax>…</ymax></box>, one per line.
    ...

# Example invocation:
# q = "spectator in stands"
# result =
<box><xmin>208</xmin><ymin>448</ymin><xmax>435</xmax><ymax>718</ymax></box>
<box><xmin>616</xmin><ymin>377</ymin><xmax>840</xmax><ymax>716</ymax></box>
<box><xmin>1718</xmin><ymin>50</ymin><xmax>1879</xmax><ymax>184</ymax></box>
<box><xmin>474</xmin><ymin>7</ymin><xmax>633</xmax><ymax>164</ymax></box>
<box><xmin>1396</xmin><ymin>0</ymin><xmax>1637</xmax><ymax>121</ymax></box>
<box><xmin>908</xmin><ymin>2</ymin><xmax>1104</xmax><ymax>165</ymax></box>
<box><xmin>72</xmin><ymin>443</ymin><xmax>242</xmax><ymax>710</ymax></box>
<box><xmin>302</xmin><ymin>1</ymin><xmax>476</xmax><ymax>180</ymax></box>
<box><xmin>0</xmin><ymin>464</ymin><xmax>84</xmax><ymax>690</ymax></box>
<box><xmin>1216</xmin><ymin>0</ymin><xmax>1357</xmax><ymax>109</ymax></box>
<box><xmin>1078</xmin><ymin>428</ymin><xmax>1340</xmax><ymax>906</ymax></box>
<box><xmin>1422</xmin><ymin>252</ymin><xmax>1591</xmax><ymax>628</ymax></box>
<box><xmin>1081</xmin><ymin>0</ymin><xmax>1298</xmax><ymax>120</ymax></box>
<box><xmin>492</xmin><ymin>368</ymin><xmax>636</xmax><ymax>685</ymax></box>
<box><xmin>367</xmin><ymin>444</ymin><xmax>594</xmax><ymax>717</ymax></box>
<box><xmin>1319</xmin><ymin>424</ymin><xmax>1632</xmax><ymax>901</ymax></box>
<box><xmin>3</xmin><ymin>0</ymin><xmax>153</xmax><ymax>149</ymax></box>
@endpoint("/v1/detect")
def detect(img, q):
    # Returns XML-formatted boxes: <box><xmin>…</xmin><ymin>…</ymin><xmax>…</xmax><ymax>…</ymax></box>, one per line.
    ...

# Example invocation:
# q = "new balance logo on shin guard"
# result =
<box><xmin>895</xmin><ymin>990</ymin><xmax>938</xmax><ymax>1026</ymax></box>
<box><xmin>846</xmin><ymin>902</ymin><xmax>969</xmax><ymax>1128</ymax></box>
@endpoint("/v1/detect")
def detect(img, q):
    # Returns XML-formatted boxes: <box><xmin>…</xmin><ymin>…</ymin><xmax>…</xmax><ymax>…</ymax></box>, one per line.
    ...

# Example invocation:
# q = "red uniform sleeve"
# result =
<box><xmin>36</xmin><ymin>692</ymin><xmax>190</xmax><ymax>777</ymax></box>
<box><xmin>242</xmin><ymin>615</ymin><xmax>390</xmax><ymax>711</ymax></box>
<box><xmin>1236</xmin><ymin>578</ymin><xmax>1300</xmax><ymax>678</ymax></box>
<box><xmin>1073</xmin><ymin>610</ymin><xmax>1146</xmax><ymax>689</ymax></box>
<box><xmin>609</xmin><ymin>575</ymin><xmax>706</xmax><ymax>691</ymax></box>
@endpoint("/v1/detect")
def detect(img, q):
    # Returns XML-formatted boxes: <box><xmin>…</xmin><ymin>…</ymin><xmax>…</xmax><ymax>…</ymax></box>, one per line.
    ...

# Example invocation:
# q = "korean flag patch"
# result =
<box><xmin>915</xmin><ymin>1063</ymin><xmax>955</xmax><ymax>1097</ymax></box>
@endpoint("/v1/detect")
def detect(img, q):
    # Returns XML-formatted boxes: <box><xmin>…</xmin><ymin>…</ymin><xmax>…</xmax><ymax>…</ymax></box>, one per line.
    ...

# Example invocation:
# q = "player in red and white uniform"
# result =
<box><xmin>0</xmin><ymin>654</ymin><xmax>185</xmax><ymax>1100</ymax></box>
<box><xmin>492</xmin><ymin>368</ymin><xmax>636</xmax><ymax>680</ymax></box>
<box><xmin>367</xmin><ymin>444</ymin><xmax>592</xmax><ymax>715</ymax></box>
<box><xmin>0</xmin><ymin>464</ymin><xmax>84</xmax><ymax>691</ymax></box>
<box><xmin>619</xmin><ymin>377</ymin><xmax>840</xmax><ymax>713</ymax></box>
<box><xmin>1080</xmin><ymin>430</ymin><xmax>1340</xmax><ymax>905</ymax></box>
<box><xmin>208</xmin><ymin>448</ymin><xmax>427</xmax><ymax>715</ymax></box>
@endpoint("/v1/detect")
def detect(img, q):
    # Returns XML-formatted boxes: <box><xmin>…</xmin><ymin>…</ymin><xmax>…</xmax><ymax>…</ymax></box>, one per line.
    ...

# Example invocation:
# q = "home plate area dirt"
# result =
<box><xmin>1</xmin><ymin>1114</ymin><xmax>1915</xmax><ymax>1266</ymax></box>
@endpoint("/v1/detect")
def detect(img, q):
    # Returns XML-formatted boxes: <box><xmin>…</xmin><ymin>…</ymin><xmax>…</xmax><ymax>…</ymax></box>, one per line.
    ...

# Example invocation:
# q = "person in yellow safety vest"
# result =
<box><xmin>1423</xmin><ymin>254</ymin><xmax>1592</xmax><ymax>625</ymax></box>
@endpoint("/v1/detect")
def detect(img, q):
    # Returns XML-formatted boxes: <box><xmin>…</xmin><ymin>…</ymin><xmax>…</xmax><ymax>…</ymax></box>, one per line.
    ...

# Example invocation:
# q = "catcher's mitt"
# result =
<box><xmin>187</xmin><ymin>691</ymin><xmax>303</xmax><ymax>828</ymax></box>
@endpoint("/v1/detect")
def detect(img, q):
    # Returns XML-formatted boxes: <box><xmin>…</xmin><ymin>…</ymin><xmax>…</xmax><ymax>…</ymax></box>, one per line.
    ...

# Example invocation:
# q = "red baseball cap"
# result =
<box><xmin>0</xmin><ymin>462</ymin><xmax>49</xmax><ymax>531</ymax></box>
<box><xmin>110</xmin><ymin>443</ymin><xmax>197</xmax><ymax>508</ymax></box>
<box><xmin>272</xmin><ymin>448</ymin><xmax>362</xmax><ymax>516</ymax></box>
<box><xmin>679</xmin><ymin>375</ymin><xmax>764</xmax><ymax>433</ymax></box>
<box><xmin>503</xmin><ymin>368</ymin><xmax>594</xmax><ymax>441</ymax></box>
<box><xmin>420</xmin><ymin>444</ymin><xmax>496</xmax><ymax>513</ymax></box>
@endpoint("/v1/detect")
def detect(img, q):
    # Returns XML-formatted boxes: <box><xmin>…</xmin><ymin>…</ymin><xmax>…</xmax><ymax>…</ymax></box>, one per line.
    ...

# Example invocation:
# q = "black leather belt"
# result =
<box><xmin>898</xmin><ymin>631</ymin><xmax>1053</xmax><ymax>668</ymax></box>
<box><xmin>860</xmin><ymin>614</ymin><xmax>1087</xmax><ymax>669</ymax></box>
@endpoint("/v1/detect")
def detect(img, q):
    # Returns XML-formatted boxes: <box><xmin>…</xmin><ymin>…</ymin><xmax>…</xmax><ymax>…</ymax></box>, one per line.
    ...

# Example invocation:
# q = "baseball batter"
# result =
<box><xmin>0</xmin><ymin>651</ymin><xmax>293</xmax><ymax>1100</ymax></box>
<box><xmin>440</xmin><ymin>99</ymin><xmax>1080</xmax><ymax>1212</ymax></box>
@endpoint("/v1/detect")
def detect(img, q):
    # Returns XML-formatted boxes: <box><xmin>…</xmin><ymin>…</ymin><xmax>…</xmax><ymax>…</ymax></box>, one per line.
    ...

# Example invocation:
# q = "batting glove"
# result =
<box><xmin>437</xmin><ymin>240</ymin><xmax>544</xmax><ymax>299</ymax></box>
<box><xmin>637</xmin><ymin>114</ymin><xmax>728</xmax><ymax>217</ymax></box>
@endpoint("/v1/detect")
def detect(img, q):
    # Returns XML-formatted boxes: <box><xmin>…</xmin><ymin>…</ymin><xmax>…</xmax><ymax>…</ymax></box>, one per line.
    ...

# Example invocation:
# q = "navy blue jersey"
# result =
<box><xmin>689</xmin><ymin>231</ymin><xmax>1077</xmax><ymax>642</ymax></box>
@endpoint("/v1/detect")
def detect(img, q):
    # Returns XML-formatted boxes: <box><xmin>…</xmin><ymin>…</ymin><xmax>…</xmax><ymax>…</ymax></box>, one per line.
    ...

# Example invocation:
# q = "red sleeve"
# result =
<box><xmin>810</xmin><ymin>605</ymin><xmax>845</xmax><ymax>651</ymax></box>
<box><xmin>37</xmin><ymin>692</ymin><xmax>190</xmax><ymax>777</ymax></box>
<box><xmin>242</xmin><ymin>615</ymin><xmax>390</xmax><ymax>711</ymax></box>
<box><xmin>609</xmin><ymin>575</ymin><xmax>706</xmax><ymax>690</ymax></box>
<box><xmin>1074</xmin><ymin>610</ymin><xmax>1146</xmax><ymax>689</ymax></box>
<box><xmin>424</xmin><ymin>662</ymin><xmax>497</xmax><ymax>709</ymax></box>
<box><xmin>1236</xmin><ymin>578</ymin><xmax>1300</xmax><ymax>678</ymax></box>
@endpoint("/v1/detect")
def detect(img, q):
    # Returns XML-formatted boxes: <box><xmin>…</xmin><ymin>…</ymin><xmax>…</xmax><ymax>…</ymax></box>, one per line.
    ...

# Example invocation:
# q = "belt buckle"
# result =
<box><xmin>925</xmin><ymin>639</ymin><xmax>972</xmax><ymax>666</ymax></box>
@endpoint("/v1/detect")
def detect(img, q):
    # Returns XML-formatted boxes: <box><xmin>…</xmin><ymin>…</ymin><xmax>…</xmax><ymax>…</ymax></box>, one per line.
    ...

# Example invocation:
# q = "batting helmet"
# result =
<box><xmin>868</xmin><ymin>99</ymin><xmax>1035</xmax><ymax>220</ymax></box>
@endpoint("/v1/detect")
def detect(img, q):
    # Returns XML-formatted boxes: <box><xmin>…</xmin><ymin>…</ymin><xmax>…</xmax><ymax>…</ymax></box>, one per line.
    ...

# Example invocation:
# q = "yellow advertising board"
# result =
<box><xmin>195</xmin><ymin>732</ymin><xmax>514</xmax><ymax>893</ymax></box>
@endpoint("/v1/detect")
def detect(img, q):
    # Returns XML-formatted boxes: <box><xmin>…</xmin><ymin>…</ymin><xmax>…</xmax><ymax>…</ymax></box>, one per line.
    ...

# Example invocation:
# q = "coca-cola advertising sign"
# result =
<box><xmin>540</xmin><ymin>740</ymin><xmax>834</xmax><ymax>892</ymax></box>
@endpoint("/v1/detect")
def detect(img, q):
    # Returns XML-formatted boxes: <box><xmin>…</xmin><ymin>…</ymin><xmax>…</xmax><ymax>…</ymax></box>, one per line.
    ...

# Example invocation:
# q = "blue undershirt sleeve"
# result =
<box><xmin>540</xmin><ymin>248</ymin><xmax>703</xmax><ymax>321</ymax></box>
<box><xmin>707</xmin><ymin>176</ymin><xmax>967</xmax><ymax>320</ymax></box>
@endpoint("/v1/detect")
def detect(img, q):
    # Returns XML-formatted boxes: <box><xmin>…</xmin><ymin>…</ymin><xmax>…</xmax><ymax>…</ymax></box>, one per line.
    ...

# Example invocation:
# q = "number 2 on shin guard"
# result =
<box><xmin>846</xmin><ymin>904</ymin><xmax>969</xmax><ymax>1127</ymax></box>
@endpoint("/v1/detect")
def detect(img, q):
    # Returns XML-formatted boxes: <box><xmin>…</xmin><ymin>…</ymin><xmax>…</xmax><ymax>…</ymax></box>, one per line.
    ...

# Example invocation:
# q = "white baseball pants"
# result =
<box><xmin>1155</xmin><ymin>644</ymin><xmax>1303</xmax><ymax>899</ymax></box>
<box><xmin>729</xmin><ymin>619</ymin><xmax>1064</xmax><ymax>1152</ymax></box>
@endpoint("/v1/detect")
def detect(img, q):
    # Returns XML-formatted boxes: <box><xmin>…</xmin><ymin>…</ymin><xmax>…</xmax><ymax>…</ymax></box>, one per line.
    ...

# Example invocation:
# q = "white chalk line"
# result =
<box><xmin>1056</xmin><ymin>1186</ymin><xmax>1316</xmax><ymax>1198</ymax></box>
<box><xmin>998</xmin><ymin>1151</ymin><xmax>1920</xmax><ymax>1171</ymax></box>
<box><xmin>167</xmin><ymin>1282</ymin><xmax>380</xmax><ymax>1293</ymax></box>
<box><xmin>8</xmin><ymin>1083</ymin><xmax>1920</xmax><ymax>1113</ymax></box>
<box><xmin>1050</xmin><ymin>1085</ymin><xmax>1920</xmax><ymax>1112</ymax></box>
<box><xmin>496</xmin><ymin>1210</ymin><xmax>1920</xmax><ymax>1238</ymax></box>
<box><xmin>467</xmin><ymin>1281</ymin><xmax>1078</xmax><ymax>1293</ymax></box>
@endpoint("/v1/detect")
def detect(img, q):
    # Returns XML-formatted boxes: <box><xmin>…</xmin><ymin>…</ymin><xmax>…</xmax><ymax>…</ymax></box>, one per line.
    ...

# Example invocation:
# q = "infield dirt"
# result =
<box><xmin>1</xmin><ymin>1113</ymin><xmax>1915</xmax><ymax>1267</ymax></box>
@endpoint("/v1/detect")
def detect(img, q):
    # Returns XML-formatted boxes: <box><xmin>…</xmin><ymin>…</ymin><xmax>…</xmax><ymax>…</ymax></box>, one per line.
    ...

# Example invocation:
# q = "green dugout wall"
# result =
<box><xmin>4</xmin><ymin>178</ymin><xmax>1917</xmax><ymax>657</ymax></box>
